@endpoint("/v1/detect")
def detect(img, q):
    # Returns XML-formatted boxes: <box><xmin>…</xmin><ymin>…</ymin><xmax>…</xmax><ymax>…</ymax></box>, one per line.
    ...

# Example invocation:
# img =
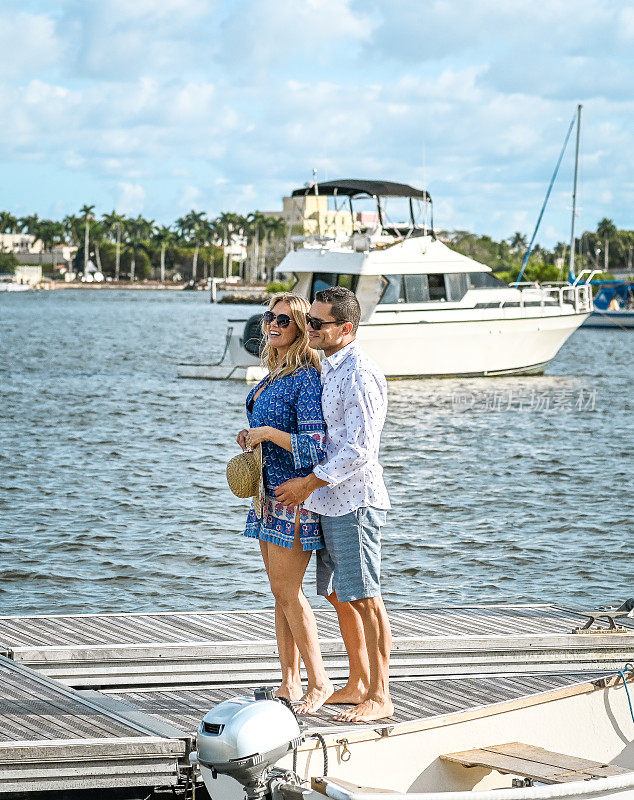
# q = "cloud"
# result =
<box><xmin>1</xmin><ymin>0</ymin><xmax>633</xmax><ymax>242</ymax></box>
<box><xmin>117</xmin><ymin>182</ymin><xmax>146</xmax><ymax>215</ymax></box>
<box><xmin>0</xmin><ymin>11</ymin><xmax>60</xmax><ymax>78</ymax></box>
<box><xmin>179</xmin><ymin>185</ymin><xmax>202</xmax><ymax>209</ymax></box>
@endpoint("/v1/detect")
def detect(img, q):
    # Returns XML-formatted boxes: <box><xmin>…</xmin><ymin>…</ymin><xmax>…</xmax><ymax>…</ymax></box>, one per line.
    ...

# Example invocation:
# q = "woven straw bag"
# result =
<box><xmin>226</xmin><ymin>444</ymin><xmax>264</xmax><ymax>519</ymax></box>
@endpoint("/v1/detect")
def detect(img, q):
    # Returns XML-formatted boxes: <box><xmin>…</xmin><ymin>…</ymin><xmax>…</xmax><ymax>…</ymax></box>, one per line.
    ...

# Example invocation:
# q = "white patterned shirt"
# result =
<box><xmin>303</xmin><ymin>342</ymin><xmax>391</xmax><ymax>517</ymax></box>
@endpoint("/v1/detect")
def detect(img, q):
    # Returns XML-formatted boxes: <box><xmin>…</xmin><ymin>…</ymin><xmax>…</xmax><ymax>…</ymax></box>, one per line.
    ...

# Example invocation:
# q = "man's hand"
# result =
<box><xmin>275</xmin><ymin>473</ymin><xmax>327</xmax><ymax>506</ymax></box>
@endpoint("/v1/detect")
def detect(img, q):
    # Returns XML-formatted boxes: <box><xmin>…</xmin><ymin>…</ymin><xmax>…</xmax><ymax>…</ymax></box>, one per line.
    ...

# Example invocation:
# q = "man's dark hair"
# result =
<box><xmin>314</xmin><ymin>286</ymin><xmax>361</xmax><ymax>334</ymax></box>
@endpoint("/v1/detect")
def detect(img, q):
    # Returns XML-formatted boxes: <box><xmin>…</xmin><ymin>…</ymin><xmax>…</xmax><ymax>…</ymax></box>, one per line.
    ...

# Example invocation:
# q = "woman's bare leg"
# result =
<box><xmin>259</xmin><ymin>539</ymin><xmax>302</xmax><ymax>700</ymax></box>
<box><xmin>267</xmin><ymin>521</ymin><xmax>332</xmax><ymax>714</ymax></box>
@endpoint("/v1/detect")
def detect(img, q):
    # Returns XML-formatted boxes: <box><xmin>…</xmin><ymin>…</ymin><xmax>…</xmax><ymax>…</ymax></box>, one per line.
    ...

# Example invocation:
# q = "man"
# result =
<box><xmin>275</xmin><ymin>286</ymin><xmax>393</xmax><ymax>722</ymax></box>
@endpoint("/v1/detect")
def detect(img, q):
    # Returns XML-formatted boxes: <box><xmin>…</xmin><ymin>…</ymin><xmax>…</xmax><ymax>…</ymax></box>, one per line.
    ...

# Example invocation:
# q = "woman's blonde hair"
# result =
<box><xmin>261</xmin><ymin>292</ymin><xmax>320</xmax><ymax>379</ymax></box>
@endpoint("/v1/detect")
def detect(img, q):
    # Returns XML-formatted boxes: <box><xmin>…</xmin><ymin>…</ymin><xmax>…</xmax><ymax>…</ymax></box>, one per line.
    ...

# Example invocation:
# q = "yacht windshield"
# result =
<box><xmin>349</xmin><ymin>195</ymin><xmax>429</xmax><ymax>235</ymax></box>
<box><xmin>311</xmin><ymin>272</ymin><xmax>359</xmax><ymax>298</ymax></box>
<box><xmin>349</xmin><ymin>196</ymin><xmax>380</xmax><ymax>232</ymax></box>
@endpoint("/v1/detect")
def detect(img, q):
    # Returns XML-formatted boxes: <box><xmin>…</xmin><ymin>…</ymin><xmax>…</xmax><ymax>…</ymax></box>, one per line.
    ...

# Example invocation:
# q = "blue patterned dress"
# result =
<box><xmin>244</xmin><ymin>366</ymin><xmax>326</xmax><ymax>551</ymax></box>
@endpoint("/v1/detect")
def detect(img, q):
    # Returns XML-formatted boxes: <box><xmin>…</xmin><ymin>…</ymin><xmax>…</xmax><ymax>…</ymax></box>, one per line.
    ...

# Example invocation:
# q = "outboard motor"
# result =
<box><xmin>196</xmin><ymin>688</ymin><xmax>303</xmax><ymax>800</ymax></box>
<box><xmin>243</xmin><ymin>315</ymin><xmax>266</xmax><ymax>357</ymax></box>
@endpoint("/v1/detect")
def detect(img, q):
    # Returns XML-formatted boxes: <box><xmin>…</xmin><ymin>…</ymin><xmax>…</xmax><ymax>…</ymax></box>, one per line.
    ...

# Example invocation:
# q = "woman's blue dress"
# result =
<box><xmin>244</xmin><ymin>366</ymin><xmax>326</xmax><ymax>551</ymax></box>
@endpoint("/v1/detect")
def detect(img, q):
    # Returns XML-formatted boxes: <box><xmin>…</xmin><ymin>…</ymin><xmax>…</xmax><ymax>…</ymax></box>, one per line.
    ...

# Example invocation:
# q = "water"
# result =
<box><xmin>1</xmin><ymin>289</ymin><xmax>632</xmax><ymax>616</ymax></box>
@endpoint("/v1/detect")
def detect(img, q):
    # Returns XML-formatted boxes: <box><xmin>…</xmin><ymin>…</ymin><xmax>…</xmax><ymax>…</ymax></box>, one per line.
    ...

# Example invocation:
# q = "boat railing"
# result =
<box><xmin>507</xmin><ymin>281</ymin><xmax>594</xmax><ymax>314</ymax></box>
<box><xmin>572</xmin><ymin>269</ymin><xmax>602</xmax><ymax>287</ymax></box>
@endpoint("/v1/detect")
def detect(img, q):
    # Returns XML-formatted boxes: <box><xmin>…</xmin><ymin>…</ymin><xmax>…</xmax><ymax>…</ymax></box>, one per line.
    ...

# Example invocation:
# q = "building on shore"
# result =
<box><xmin>14</xmin><ymin>265</ymin><xmax>42</xmax><ymax>286</ymax></box>
<box><xmin>0</xmin><ymin>233</ymin><xmax>77</xmax><ymax>271</ymax></box>
<box><xmin>282</xmin><ymin>194</ymin><xmax>354</xmax><ymax>239</ymax></box>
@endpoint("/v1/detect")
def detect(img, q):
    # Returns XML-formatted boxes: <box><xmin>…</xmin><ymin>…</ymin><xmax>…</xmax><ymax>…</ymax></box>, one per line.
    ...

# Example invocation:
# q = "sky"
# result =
<box><xmin>1</xmin><ymin>0</ymin><xmax>633</xmax><ymax>245</ymax></box>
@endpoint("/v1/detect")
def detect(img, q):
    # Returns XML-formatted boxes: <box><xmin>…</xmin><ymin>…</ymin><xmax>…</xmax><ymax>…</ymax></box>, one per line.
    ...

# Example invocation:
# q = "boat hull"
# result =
<box><xmin>357</xmin><ymin>312</ymin><xmax>588</xmax><ymax>377</ymax></box>
<box><xmin>199</xmin><ymin>676</ymin><xmax>634</xmax><ymax>800</ymax></box>
<box><xmin>179</xmin><ymin>312</ymin><xmax>588</xmax><ymax>380</ymax></box>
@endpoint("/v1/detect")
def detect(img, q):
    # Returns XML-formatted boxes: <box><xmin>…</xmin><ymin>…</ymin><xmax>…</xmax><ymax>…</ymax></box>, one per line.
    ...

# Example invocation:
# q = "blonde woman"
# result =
<box><xmin>237</xmin><ymin>293</ymin><xmax>333</xmax><ymax>714</ymax></box>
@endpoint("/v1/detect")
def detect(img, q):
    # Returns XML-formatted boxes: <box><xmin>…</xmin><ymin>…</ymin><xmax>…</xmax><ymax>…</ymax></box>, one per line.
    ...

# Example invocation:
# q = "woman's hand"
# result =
<box><xmin>245</xmin><ymin>426</ymin><xmax>271</xmax><ymax>449</ymax></box>
<box><xmin>237</xmin><ymin>429</ymin><xmax>250</xmax><ymax>451</ymax></box>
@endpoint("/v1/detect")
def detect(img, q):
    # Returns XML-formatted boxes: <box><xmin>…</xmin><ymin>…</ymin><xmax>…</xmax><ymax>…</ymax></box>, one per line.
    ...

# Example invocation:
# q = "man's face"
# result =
<box><xmin>307</xmin><ymin>300</ymin><xmax>349</xmax><ymax>350</ymax></box>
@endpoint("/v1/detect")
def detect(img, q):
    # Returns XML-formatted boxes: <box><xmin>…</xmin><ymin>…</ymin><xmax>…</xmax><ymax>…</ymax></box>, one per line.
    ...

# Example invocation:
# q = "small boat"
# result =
<box><xmin>0</xmin><ymin>277</ymin><xmax>33</xmax><ymax>292</ymax></box>
<box><xmin>195</xmin><ymin>666</ymin><xmax>634</xmax><ymax>800</ymax></box>
<box><xmin>583</xmin><ymin>280</ymin><xmax>634</xmax><ymax>329</ymax></box>
<box><xmin>179</xmin><ymin>180</ymin><xmax>594</xmax><ymax>381</ymax></box>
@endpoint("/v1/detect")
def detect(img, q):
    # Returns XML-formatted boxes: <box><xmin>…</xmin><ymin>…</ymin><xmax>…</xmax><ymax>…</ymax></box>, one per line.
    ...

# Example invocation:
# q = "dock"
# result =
<box><xmin>0</xmin><ymin>603</ymin><xmax>632</xmax><ymax>797</ymax></box>
<box><xmin>2</xmin><ymin>604</ymin><xmax>632</xmax><ymax>688</ymax></box>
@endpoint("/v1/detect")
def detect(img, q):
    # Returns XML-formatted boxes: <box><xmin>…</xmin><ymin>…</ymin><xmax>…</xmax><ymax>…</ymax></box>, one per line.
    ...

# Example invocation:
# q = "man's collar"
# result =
<box><xmin>322</xmin><ymin>340</ymin><xmax>357</xmax><ymax>373</ymax></box>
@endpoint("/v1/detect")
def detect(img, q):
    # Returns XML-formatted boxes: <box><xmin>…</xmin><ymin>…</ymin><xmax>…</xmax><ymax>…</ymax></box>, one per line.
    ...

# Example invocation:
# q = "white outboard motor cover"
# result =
<box><xmin>197</xmin><ymin>692</ymin><xmax>302</xmax><ymax>783</ymax></box>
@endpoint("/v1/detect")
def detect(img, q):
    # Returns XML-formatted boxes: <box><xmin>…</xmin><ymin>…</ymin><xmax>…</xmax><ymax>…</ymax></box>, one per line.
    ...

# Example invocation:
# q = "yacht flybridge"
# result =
<box><xmin>178</xmin><ymin>180</ymin><xmax>593</xmax><ymax>380</ymax></box>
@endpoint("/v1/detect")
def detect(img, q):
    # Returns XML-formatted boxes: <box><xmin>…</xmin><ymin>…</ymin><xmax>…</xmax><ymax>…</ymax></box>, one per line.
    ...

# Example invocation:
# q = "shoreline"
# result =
<box><xmin>48</xmin><ymin>281</ymin><xmax>186</xmax><ymax>290</ymax></box>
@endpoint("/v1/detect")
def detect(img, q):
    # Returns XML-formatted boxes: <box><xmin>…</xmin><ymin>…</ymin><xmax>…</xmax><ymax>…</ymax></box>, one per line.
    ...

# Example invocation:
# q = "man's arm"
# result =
<box><xmin>275</xmin><ymin>471</ymin><xmax>328</xmax><ymax>506</ymax></box>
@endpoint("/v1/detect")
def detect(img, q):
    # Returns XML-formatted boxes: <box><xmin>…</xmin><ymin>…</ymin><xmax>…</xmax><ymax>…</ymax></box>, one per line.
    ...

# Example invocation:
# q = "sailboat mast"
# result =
<box><xmin>567</xmin><ymin>104</ymin><xmax>582</xmax><ymax>282</ymax></box>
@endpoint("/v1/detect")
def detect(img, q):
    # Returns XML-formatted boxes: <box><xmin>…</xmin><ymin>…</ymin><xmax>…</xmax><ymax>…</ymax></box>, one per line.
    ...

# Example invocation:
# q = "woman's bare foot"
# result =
<box><xmin>327</xmin><ymin>680</ymin><xmax>368</xmax><ymax>705</ymax></box>
<box><xmin>333</xmin><ymin>696</ymin><xmax>394</xmax><ymax>723</ymax></box>
<box><xmin>276</xmin><ymin>682</ymin><xmax>303</xmax><ymax>702</ymax></box>
<box><xmin>295</xmin><ymin>679</ymin><xmax>334</xmax><ymax>715</ymax></box>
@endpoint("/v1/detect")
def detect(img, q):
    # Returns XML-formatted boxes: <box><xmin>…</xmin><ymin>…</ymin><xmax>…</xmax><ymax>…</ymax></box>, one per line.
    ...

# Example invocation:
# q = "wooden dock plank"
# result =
<box><xmin>2</xmin><ymin>604</ymin><xmax>632</xmax><ymax>688</ymax></box>
<box><xmin>0</xmin><ymin>655</ymin><xmax>188</xmax><ymax>794</ymax></box>
<box><xmin>105</xmin><ymin>672</ymin><xmax>601</xmax><ymax>734</ymax></box>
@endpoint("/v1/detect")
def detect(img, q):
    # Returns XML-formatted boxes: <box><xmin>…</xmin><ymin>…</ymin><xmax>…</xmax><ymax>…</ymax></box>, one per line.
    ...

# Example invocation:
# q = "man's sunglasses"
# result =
<box><xmin>263</xmin><ymin>310</ymin><xmax>292</xmax><ymax>328</ymax></box>
<box><xmin>305</xmin><ymin>314</ymin><xmax>345</xmax><ymax>331</ymax></box>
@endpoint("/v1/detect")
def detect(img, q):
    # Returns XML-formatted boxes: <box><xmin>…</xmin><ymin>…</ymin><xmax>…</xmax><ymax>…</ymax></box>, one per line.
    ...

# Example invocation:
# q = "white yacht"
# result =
<box><xmin>178</xmin><ymin>180</ymin><xmax>593</xmax><ymax>380</ymax></box>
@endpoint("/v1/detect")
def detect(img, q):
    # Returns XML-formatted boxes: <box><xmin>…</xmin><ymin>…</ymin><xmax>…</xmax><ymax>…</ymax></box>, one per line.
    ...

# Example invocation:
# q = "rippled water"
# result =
<box><xmin>1</xmin><ymin>289</ymin><xmax>632</xmax><ymax>616</ymax></box>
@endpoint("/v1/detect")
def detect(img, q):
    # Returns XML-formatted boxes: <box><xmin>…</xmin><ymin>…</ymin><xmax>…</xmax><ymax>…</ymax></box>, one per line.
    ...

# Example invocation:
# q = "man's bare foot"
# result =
<box><xmin>295</xmin><ymin>679</ymin><xmax>334</xmax><ymax>715</ymax></box>
<box><xmin>276</xmin><ymin>683</ymin><xmax>303</xmax><ymax>702</ymax></box>
<box><xmin>327</xmin><ymin>680</ymin><xmax>368</xmax><ymax>705</ymax></box>
<box><xmin>333</xmin><ymin>696</ymin><xmax>394</xmax><ymax>723</ymax></box>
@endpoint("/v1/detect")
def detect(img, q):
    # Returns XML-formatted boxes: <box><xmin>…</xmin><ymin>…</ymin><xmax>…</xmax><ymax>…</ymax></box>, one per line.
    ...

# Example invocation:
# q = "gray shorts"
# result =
<box><xmin>316</xmin><ymin>507</ymin><xmax>387</xmax><ymax>603</ymax></box>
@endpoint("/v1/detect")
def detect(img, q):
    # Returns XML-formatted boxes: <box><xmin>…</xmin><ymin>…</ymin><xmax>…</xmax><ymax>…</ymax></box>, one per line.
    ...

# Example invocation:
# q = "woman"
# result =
<box><xmin>237</xmin><ymin>292</ymin><xmax>333</xmax><ymax>714</ymax></box>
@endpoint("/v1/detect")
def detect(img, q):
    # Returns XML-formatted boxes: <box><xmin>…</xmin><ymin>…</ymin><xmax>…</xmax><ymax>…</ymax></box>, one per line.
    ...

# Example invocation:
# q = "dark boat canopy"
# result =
<box><xmin>292</xmin><ymin>179</ymin><xmax>431</xmax><ymax>202</ymax></box>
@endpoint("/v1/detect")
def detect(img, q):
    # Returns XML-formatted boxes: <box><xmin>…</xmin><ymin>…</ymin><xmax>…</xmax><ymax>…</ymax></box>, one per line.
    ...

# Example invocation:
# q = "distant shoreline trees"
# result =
<box><xmin>0</xmin><ymin>208</ymin><xmax>289</xmax><ymax>282</ymax></box>
<box><xmin>444</xmin><ymin>220</ymin><xmax>634</xmax><ymax>282</ymax></box>
<box><xmin>0</xmin><ymin>208</ymin><xmax>632</xmax><ymax>282</ymax></box>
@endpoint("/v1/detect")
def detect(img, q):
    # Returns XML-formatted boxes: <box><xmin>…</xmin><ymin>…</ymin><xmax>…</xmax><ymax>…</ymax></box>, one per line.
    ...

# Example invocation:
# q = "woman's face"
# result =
<box><xmin>264</xmin><ymin>300</ymin><xmax>299</xmax><ymax>352</ymax></box>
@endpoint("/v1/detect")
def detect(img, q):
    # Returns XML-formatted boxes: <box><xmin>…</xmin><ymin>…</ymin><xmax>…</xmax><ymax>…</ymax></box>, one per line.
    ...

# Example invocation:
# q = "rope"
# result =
<box><xmin>516</xmin><ymin>109</ymin><xmax>577</xmax><ymax>284</ymax></box>
<box><xmin>276</xmin><ymin>697</ymin><xmax>301</xmax><ymax>775</ymax></box>
<box><xmin>310</xmin><ymin>733</ymin><xmax>329</xmax><ymax>776</ymax></box>
<box><xmin>617</xmin><ymin>663</ymin><xmax>634</xmax><ymax>724</ymax></box>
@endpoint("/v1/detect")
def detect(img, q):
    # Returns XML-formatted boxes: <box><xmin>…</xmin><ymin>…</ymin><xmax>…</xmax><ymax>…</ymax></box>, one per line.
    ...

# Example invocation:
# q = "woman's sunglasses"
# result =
<box><xmin>263</xmin><ymin>310</ymin><xmax>292</xmax><ymax>328</ymax></box>
<box><xmin>305</xmin><ymin>314</ymin><xmax>345</xmax><ymax>331</ymax></box>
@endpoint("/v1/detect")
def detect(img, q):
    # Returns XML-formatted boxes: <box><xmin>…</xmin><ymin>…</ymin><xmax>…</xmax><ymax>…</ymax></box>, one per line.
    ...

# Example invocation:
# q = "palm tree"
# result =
<box><xmin>217</xmin><ymin>212</ymin><xmax>241</xmax><ymax>279</ymax></box>
<box><xmin>79</xmin><ymin>204</ymin><xmax>95</xmax><ymax>273</ymax></box>
<box><xmin>0</xmin><ymin>212</ymin><xmax>19</xmax><ymax>236</ymax></box>
<box><xmin>91</xmin><ymin>220</ymin><xmax>106</xmax><ymax>274</ymax></box>
<box><xmin>36</xmin><ymin>220</ymin><xmax>54</xmax><ymax>261</ymax></box>
<box><xmin>247</xmin><ymin>211</ymin><xmax>268</xmax><ymax>283</ymax></box>
<box><xmin>509</xmin><ymin>231</ymin><xmax>528</xmax><ymax>254</ymax></box>
<box><xmin>263</xmin><ymin>216</ymin><xmax>287</xmax><ymax>280</ymax></box>
<box><xmin>124</xmin><ymin>215</ymin><xmax>154</xmax><ymax>281</ymax></box>
<box><xmin>18</xmin><ymin>214</ymin><xmax>41</xmax><ymax>260</ymax></box>
<box><xmin>153</xmin><ymin>225</ymin><xmax>174</xmax><ymax>282</ymax></box>
<box><xmin>63</xmin><ymin>214</ymin><xmax>83</xmax><ymax>246</ymax></box>
<box><xmin>234</xmin><ymin>214</ymin><xmax>249</xmax><ymax>280</ymax></box>
<box><xmin>597</xmin><ymin>218</ymin><xmax>617</xmax><ymax>272</ymax></box>
<box><xmin>103</xmin><ymin>211</ymin><xmax>126</xmax><ymax>281</ymax></box>
<box><xmin>176</xmin><ymin>210</ymin><xmax>208</xmax><ymax>281</ymax></box>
